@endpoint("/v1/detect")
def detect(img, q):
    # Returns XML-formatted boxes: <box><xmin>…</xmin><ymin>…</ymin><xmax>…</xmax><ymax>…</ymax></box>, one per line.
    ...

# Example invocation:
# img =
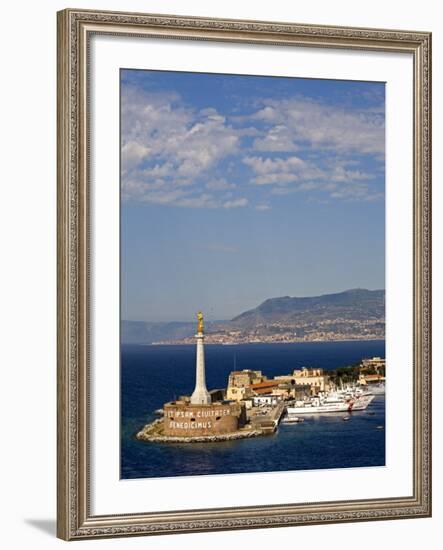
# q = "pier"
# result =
<box><xmin>250</xmin><ymin>401</ymin><xmax>286</xmax><ymax>434</ymax></box>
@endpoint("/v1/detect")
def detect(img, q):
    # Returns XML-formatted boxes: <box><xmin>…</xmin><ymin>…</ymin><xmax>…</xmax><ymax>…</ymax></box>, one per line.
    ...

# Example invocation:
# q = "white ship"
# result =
<box><xmin>334</xmin><ymin>386</ymin><xmax>376</xmax><ymax>410</ymax></box>
<box><xmin>287</xmin><ymin>394</ymin><xmax>353</xmax><ymax>415</ymax></box>
<box><xmin>286</xmin><ymin>389</ymin><xmax>375</xmax><ymax>415</ymax></box>
<box><xmin>343</xmin><ymin>382</ymin><xmax>385</xmax><ymax>396</ymax></box>
<box><xmin>351</xmin><ymin>394</ymin><xmax>375</xmax><ymax>410</ymax></box>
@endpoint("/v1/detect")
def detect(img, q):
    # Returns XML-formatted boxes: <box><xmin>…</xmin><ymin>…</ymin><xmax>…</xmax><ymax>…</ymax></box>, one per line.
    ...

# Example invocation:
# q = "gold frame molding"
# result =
<box><xmin>57</xmin><ymin>8</ymin><xmax>432</xmax><ymax>540</ymax></box>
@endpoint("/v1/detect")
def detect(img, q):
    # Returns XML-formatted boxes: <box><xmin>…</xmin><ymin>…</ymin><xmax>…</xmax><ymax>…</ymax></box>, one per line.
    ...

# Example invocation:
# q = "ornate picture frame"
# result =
<box><xmin>57</xmin><ymin>8</ymin><xmax>431</xmax><ymax>540</ymax></box>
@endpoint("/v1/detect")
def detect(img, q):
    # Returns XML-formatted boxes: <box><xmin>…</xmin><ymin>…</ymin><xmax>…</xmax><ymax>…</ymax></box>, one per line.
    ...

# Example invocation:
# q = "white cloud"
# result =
<box><xmin>243</xmin><ymin>153</ymin><xmax>381</xmax><ymax>202</ymax></box>
<box><xmin>254</xmin><ymin>105</ymin><xmax>279</xmax><ymax>122</ymax></box>
<box><xmin>250</xmin><ymin>97</ymin><xmax>385</xmax><ymax>156</ymax></box>
<box><xmin>139</xmin><ymin>189</ymin><xmax>189</xmax><ymax>205</ymax></box>
<box><xmin>329</xmin><ymin>184</ymin><xmax>384</xmax><ymax>202</ymax></box>
<box><xmin>252</xmin><ymin>125</ymin><xmax>300</xmax><ymax>152</ymax></box>
<box><xmin>121</xmin><ymin>86</ymin><xmax>240</xmax><ymax>204</ymax></box>
<box><xmin>223</xmin><ymin>198</ymin><xmax>248</xmax><ymax>209</ymax></box>
<box><xmin>205</xmin><ymin>178</ymin><xmax>237</xmax><ymax>191</ymax></box>
<box><xmin>254</xmin><ymin>173</ymin><xmax>299</xmax><ymax>185</ymax></box>
<box><xmin>121</xmin><ymin>142</ymin><xmax>151</xmax><ymax>171</ymax></box>
<box><xmin>121</xmin><ymin>82</ymin><xmax>384</xmax><ymax>207</ymax></box>
<box><xmin>243</xmin><ymin>155</ymin><xmax>306</xmax><ymax>175</ymax></box>
<box><xmin>243</xmin><ymin>155</ymin><xmax>325</xmax><ymax>187</ymax></box>
<box><xmin>130</xmin><ymin>187</ymin><xmax>249</xmax><ymax>210</ymax></box>
<box><xmin>329</xmin><ymin>166</ymin><xmax>373</xmax><ymax>182</ymax></box>
<box><xmin>175</xmin><ymin>194</ymin><xmax>218</xmax><ymax>209</ymax></box>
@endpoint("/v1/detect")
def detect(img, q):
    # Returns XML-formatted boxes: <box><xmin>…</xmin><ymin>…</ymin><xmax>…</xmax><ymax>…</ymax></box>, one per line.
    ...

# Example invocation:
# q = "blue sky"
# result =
<box><xmin>121</xmin><ymin>69</ymin><xmax>385</xmax><ymax>322</ymax></box>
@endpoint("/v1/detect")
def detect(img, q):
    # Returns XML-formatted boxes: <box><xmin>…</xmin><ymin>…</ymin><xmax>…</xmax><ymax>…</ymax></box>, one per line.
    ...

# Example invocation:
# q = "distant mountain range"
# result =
<box><xmin>231</xmin><ymin>288</ymin><xmax>385</xmax><ymax>326</ymax></box>
<box><xmin>122</xmin><ymin>288</ymin><xmax>385</xmax><ymax>344</ymax></box>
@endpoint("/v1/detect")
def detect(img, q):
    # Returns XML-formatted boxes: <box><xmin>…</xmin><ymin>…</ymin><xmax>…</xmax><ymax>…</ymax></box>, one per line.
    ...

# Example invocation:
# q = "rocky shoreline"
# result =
<box><xmin>136</xmin><ymin>419</ymin><xmax>263</xmax><ymax>444</ymax></box>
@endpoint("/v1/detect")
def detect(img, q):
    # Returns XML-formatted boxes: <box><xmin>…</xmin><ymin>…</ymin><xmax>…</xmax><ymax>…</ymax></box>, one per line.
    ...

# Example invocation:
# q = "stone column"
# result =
<box><xmin>190</xmin><ymin>322</ymin><xmax>211</xmax><ymax>405</ymax></box>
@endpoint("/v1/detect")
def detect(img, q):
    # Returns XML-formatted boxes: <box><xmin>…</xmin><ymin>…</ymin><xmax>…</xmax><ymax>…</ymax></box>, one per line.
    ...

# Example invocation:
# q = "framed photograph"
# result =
<box><xmin>57</xmin><ymin>8</ymin><xmax>431</xmax><ymax>540</ymax></box>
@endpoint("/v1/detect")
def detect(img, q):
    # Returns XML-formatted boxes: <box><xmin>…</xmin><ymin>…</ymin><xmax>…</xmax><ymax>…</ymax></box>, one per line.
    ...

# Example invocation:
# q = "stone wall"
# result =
<box><xmin>163</xmin><ymin>401</ymin><xmax>242</xmax><ymax>437</ymax></box>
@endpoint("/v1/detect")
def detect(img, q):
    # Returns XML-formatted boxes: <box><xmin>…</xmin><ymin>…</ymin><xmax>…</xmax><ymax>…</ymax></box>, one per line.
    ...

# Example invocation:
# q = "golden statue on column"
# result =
<box><xmin>197</xmin><ymin>311</ymin><xmax>204</xmax><ymax>334</ymax></box>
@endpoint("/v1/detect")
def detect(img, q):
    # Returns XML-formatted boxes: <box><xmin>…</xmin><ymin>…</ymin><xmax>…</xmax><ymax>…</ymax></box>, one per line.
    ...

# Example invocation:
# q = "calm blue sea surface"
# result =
<box><xmin>121</xmin><ymin>341</ymin><xmax>385</xmax><ymax>479</ymax></box>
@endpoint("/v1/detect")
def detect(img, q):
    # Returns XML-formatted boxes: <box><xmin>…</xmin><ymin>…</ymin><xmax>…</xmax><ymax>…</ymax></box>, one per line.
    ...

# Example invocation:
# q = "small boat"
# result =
<box><xmin>342</xmin><ymin>416</ymin><xmax>350</xmax><ymax>421</ymax></box>
<box><xmin>376</xmin><ymin>425</ymin><xmax>384</xmax><ymax>430</ymax></box>
<box><xmin>282</xmin><ymin>415</ymin><xmax>304</xmax><ymax>424</ymax></box>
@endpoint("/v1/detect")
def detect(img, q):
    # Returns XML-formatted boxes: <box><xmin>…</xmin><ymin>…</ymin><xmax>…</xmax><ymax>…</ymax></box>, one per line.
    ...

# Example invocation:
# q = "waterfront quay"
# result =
<box><xmin>136</xmin><ymin>313</ymin><xmax>385</xmax><ymax>444</ymax></box>
<box><xmin>249</xmin><ymin>401</ymin><xmax>286</xmax><ymax>434</ymax></box>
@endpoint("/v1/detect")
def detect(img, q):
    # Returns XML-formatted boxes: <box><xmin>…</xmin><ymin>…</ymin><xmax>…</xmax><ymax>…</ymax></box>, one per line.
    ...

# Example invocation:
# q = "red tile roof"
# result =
<box><xmin>250</xmin><ymin>380</ymin><xmax>279</xmax><ymax>390</ymax></box>
<box><xmin>361</xmin><ymin>374</ymin><xmax>385</xmax><ymax>381</ymax></box>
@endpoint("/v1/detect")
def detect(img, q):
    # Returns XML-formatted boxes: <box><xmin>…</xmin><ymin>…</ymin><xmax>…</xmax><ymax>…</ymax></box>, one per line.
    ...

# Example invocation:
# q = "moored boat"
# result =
<box><xmin>282</xmin><ymin>415</ymin><xmax>304</xmax><ymax>423</ymax></box>
<box><xmin>351</xmin><ymin>394</ymin><xmax>375</xmax><ymax>410</ymax></box>
<box><xmin>287</xmin><ymin>395</ymin><xmax>353</xmax><ymax>415</ymax></box>
<box><xmin>286</xmin><ymin>386</ymin><xmax>376</xmax><ymax>415</ymax></box>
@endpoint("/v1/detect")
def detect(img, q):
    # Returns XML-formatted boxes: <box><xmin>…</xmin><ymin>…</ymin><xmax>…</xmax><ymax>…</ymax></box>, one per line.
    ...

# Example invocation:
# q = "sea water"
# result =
<box><xmin>121</xmin><ymin>341</ymin><xmax>385</xmax><ymax>479</ymax></box>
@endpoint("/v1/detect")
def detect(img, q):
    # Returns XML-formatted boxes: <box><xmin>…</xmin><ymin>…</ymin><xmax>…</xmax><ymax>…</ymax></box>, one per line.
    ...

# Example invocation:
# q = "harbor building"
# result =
<box><xmin>163</xmin><ymin>312</ymin><xmax>246</xmax><ymax>438</ymax></box>
<box><xmin>275</xmin><ymin>367</ymin><xmax>331</xmax><ymax>395</ymax></box>
<box><xmin>228</xmin><ymin>369</ymin><xmax>266</xmax><ymax>387</ymax></box>
<box><xmin>252</xmin><ymin>394</ymin><xmax>282</xmax><ymax>407</ymax></box>
<box><xmin>226</xmin><ymin>385</ymin><xmax>253</xmax><ymax>402</ymax></box>
<box><xmin>228</xmin><ymin>369</ymin><xmax>266</xmax><ymax>388</ymax></box>
<box><xmin>226</xmin><ymin>369</ymin><xmax>266</xmax><ymax>401</ymax></box>
<box><xmin>359</xmin><ymin>372</ymin><xmax>386</xmax><ymax>386</ymax></box>
<box><xmin>250</xmin><ymin>380</ymin><xmax>280</xmax><ymax>394</ymax></box>
<box><xmin>360</xmin><ymin>357</ymin><xmax>386</xmax><ymax>373</ymax></box>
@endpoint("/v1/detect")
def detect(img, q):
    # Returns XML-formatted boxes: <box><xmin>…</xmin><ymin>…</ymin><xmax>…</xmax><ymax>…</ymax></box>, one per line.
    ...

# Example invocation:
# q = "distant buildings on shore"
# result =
<box><xmin>153</xmin><ymin>329</ymin><xmax>385</xmax><ymax>345</ymax></box>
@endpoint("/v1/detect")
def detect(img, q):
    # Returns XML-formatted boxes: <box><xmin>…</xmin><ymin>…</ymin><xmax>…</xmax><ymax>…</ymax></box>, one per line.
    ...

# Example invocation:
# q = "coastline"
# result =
<box><xmin>136</xmin><ymin>418</ymin><xmax>263</xmax><ymax>443</ymax></box>
<box><xmin>138</xmin><ymin>338</ymin><xmax>386</xmax><ymax>347</ymax></box>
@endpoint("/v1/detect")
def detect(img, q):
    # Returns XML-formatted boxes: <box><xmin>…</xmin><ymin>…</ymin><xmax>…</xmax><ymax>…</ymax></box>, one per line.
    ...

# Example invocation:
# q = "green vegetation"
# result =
<box><xmin>330</xmin><ymin>363</ymin><xmax>361</xmax><ymax>385</ymax></box>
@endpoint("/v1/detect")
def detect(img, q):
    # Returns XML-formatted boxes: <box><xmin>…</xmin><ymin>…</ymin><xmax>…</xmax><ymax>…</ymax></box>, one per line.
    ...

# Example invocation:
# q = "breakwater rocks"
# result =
<box><xmin>136</xmin><ymin>419</ymin><xmax>263</xmax><ymax>443</ymax></box>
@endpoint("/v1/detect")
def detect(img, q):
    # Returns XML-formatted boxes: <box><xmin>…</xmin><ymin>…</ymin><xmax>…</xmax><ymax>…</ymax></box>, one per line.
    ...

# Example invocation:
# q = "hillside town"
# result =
<box><xmin>152</xmin><ymin>317</ymin><xmax>385</xmax><ymax>345</ymax></box>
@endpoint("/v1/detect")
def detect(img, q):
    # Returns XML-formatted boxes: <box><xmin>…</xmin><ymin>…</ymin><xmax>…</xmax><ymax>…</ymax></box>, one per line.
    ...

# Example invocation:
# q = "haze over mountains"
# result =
<box><xmin>122</xmin><ymin>288</ymin><xmax>385</xmax><ymax>344</ymax></box>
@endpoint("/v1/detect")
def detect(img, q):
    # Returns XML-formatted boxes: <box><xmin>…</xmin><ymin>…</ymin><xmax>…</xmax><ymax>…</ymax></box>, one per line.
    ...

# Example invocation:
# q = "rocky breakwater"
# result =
<box><xmin>136</xmin><ymin>418</ymin><xmax>263</xmax><ymax>443</ymax></box>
